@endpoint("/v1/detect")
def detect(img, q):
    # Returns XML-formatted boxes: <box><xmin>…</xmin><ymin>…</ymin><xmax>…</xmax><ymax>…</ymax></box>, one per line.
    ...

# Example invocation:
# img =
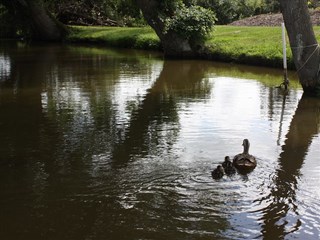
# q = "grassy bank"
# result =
<box><xmin>67</xmin><ymin>26</ymin><xmax>161</xmax><ymax>50</ymax></box>
<box><xmin>67</xmin><ymin>25</ymin><xmax>320</xmax><ymax>69</ymax></box>
<box><xmin>207</xmin><ymin>26</ymin><xmax>294</xmax><ymax>69</ymax></box>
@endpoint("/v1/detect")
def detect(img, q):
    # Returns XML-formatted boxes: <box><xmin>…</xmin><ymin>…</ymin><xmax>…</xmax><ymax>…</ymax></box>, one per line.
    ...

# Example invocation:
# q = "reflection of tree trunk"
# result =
<box><xmin>111</xmin><ymin>60</ymin><xmax>211</xmax><ymax>167</ymax></box>
<box><xmin>261</xmin><ymin>94</ymin><xmax>320</xmax><ymax>238</ymax></box>
<box><xmin>279</xmin><ymin>95</ymin><xmax>320</xmax><ymax>172</ymax></box>
<box><xmin>0</xmin><ymin>43</ymin><xmax>65</xmax><ymax>166</ymax></box>
<box><xmin>0</xmin><ymin>62</ymin><xmax>44</xmax><ymax>167</ymax></box>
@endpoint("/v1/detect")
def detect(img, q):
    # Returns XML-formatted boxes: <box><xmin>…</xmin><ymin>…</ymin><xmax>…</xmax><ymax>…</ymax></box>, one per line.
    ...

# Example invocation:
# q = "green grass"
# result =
<box><xmin>67</xmin><ymin>26</ymin><xmax>161</xmax><ymax>51</ymax></box>
<box><xmin>206</xmin><ymin>26</ymin><xmax>293</xmax><ymax>68</ymax></box>
<box><xmin>67</xmin><ymin>25</ymin><xmax>320</xmax><ymax>69</ymax></box>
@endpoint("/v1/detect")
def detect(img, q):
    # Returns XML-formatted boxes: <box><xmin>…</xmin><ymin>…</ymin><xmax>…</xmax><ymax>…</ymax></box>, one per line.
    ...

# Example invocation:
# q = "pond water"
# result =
<box><xmin>0</xmin><ymin>41</ymin><xmax>320</xmax><ymax>240</ymax></box>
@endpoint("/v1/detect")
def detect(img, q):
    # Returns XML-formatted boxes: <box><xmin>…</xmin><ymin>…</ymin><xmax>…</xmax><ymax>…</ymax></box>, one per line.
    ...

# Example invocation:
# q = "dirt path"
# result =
<box><xmin>229</xmin><ymin>10</ymin><xmax>320</xmax><ymax>26</ymax></box>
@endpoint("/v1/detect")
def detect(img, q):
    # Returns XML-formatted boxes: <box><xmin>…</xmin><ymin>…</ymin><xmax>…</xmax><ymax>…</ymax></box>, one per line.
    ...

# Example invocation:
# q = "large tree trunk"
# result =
<box><xmin>280</xmin><ymin>0</ymin><xmax>320</xmax><ymax>94</ymax></box>
<box><xmin>135</xmin><ymin>0</ymin><xmax>196</xmax><ymax>58</ymax></box>
<box><xmin>1</xmin><ymin>0</ymin><xmax>67</xmax><ymax>41</ymax></box>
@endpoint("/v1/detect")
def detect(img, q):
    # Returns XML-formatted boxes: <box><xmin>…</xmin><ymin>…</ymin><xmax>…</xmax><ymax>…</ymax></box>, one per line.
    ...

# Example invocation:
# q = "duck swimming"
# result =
<box><xmin>211</xmin><ymin>165</ymin><xmax>225</xmax><ymax>179</ymax></box>
<box><xmin>233</xmin><ymin>139</ymin><xmax>257</xmax><ymax>173</ymax></box>
<box><xmin>222</xmin><ymin>156</ymin><xmax>236</xmax><ymax>175</ymax></box>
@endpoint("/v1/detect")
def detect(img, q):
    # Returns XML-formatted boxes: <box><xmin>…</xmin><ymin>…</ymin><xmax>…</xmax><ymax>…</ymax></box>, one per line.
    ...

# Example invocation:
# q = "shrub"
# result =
<box><xmin>164</xmin><ymin>5</ymin><xmax>216</xmax><ymax>44</ymax></box>
<box><xmin>195</xmin><ymin>0</ymin><xmax>281</xmax><ymax>24</ymax></box>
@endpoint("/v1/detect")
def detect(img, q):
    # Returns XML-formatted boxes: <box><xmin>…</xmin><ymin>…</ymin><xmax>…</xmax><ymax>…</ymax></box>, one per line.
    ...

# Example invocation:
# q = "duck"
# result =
<box><xmin>211</xmin><ymin>165</ymin><xmax>225</xmax><ymax>179</ymax></box>
<box><xmin>222</xmin><ymin>156</ymin><xmax>236</xmax><ymax>175</ymax></box>
<box><xmin>233</xmin><ymin>139</ymin><xmax>257</xmax><ymax>173</ymax></box>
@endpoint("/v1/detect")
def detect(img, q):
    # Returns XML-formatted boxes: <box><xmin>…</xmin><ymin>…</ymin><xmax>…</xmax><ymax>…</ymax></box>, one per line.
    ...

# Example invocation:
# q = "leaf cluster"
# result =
<box><xmin>164</xmin><ymin>4</ymin><xmax>216</xmax><ymax>44</ymax></box>
<box><xmin>44</xmin><ymin>0</ymin><xmax>143</xmax><ymax>26</ymax></box>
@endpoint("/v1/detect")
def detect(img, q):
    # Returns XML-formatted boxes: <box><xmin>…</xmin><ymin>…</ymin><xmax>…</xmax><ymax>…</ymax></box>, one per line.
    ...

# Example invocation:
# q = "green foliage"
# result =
<box><xmin>159</xmin><ymin>0</ymin><xmax>183</xmax><ymax>12</ymax></box>
<box><xmin>102</xmin><ymin>0</ymin><xmax>143</xmax><ymax>25</ymax></box>
<box><xmin>164</xmin><ymin>5</ymin><xmax>216</xmax><ymax>44</ymax></box>
<box><xmin>263</xmin><ymin>0</ymin><xmax>280</xmax><ymax>13</ymax></box>
<box><xmin>195</xmin><ymin>0</ymin><xmax>280</xmax><ymax>24</ymax></box>
<box><xmin>45</xmin><ymin>0</ymin><xmax>144</xmax><ymax>26</ymax></box>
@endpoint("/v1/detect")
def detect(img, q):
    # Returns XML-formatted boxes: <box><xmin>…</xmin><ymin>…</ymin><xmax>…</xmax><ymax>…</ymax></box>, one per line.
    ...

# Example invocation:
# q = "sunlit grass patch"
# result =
<box><xmin>67</xmin><ymin>26</ymin><xmax>161</xmax><ymax>50</ymax></box>
<box><xmin>206</xmin><ymin>26</ymin><xmax>293</xmax><ymax>68</ymax></box>
<box><xmin>67</xmin><ymin>25</ymin><xmax>320</xmax><ymax>69</ymax></box>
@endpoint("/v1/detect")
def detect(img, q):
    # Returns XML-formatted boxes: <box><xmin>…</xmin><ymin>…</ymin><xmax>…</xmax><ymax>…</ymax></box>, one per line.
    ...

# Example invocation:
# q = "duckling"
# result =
<box><xmin>233</xmin><ymin>139</ymin><xmax>257</xmax><ymax>173</ymax></box>
<box><xmin>222</xmin><ymin>156</ymin><xmax>236</xmax><ymax>175</ymax></box>
<box><xmin>211</xmin><ymin>165</ymin><xmax>225</xmax><ymax>179</ymax></box>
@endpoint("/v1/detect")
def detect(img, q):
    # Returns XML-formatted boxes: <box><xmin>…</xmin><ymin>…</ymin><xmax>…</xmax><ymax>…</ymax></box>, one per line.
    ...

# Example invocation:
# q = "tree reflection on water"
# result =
<box><xmin>260</xmin><ymin>94</ymin><xmax>320</xmax><ymax>238</ymax></box>
<box><xmin>111</xmin><ymin>60</ymin><xmax>212</xmax><ymax>167</ymax></box>
<box><xmin>1</xmin><ymin>42</ymin><xmax>320</xmax><ymax>239</ymax></box>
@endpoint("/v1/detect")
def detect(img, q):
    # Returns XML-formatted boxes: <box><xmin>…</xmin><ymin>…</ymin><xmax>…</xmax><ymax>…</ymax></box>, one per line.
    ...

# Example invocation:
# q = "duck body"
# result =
<box><xmin>222</xmin><ymin>156</ymin><xmax>236</xmax><ymax>175</ymax></box>
<box><xmin>233</xmin><ymin>139</ymin><xmax>257</xmax><ymax>174</ymax></box>
<box><xmin>211</xmin><ymin>165</ymin><xmax>225</xmax><ymax>179</ymax></box>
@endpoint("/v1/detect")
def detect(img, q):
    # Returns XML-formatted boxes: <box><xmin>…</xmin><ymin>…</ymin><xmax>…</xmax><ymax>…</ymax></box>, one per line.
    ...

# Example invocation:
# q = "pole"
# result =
<box><xmin>281</xmin><ymin>23</ymin><xmax>289</xmax><ymax>90</ymax></box>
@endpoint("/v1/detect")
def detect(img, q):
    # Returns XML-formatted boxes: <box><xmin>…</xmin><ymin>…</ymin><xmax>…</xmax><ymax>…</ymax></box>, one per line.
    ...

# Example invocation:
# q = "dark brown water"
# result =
<box><xmin>0</xmin><ymin>41</ymin><xmax>320</xmax><ymax>240</ymax></box>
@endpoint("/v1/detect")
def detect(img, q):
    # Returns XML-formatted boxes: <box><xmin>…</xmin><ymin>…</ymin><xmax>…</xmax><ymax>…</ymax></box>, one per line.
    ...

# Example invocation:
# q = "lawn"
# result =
<box><xmin>67</xmin><ymin>26</ymin><xmax>161</xmax><ymax>50</ymax></box>
<box><xmin>207</xmin><ymin>26</ymin><xmax>292</xmax><ymax>68</ymax></box>
<box><xmin>67</xmin><ymin>25</ymin><xmax>320</xmax><ymax>69</ymax></box>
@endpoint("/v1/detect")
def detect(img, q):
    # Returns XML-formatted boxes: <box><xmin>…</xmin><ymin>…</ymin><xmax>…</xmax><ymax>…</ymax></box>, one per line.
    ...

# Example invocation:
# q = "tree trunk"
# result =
<box><xmin>280</xmin><ymin>0</ymin><xmax>320</xmax><ymax>94</ymax></box>
<box><xmin>1</xmin><ymin>0</ymin><xmax>68</xmax><ymax>41</ymax></box>
<box><xmin>135</xmin><ymin>0</ymin><xmax>196</xmax><ymax>58</ymax></box>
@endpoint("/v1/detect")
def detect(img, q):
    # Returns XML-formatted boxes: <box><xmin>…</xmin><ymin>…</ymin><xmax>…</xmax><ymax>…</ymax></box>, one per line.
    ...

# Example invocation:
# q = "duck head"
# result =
<box><xmin>217</xmin><ymin>165</ymin><xmax>225</xmax><ymax>173</ymax></box>
<box><xmin>242</xmin><ymin>139</ymin><xmax>250</xmax><ymax>154</ymax></box>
